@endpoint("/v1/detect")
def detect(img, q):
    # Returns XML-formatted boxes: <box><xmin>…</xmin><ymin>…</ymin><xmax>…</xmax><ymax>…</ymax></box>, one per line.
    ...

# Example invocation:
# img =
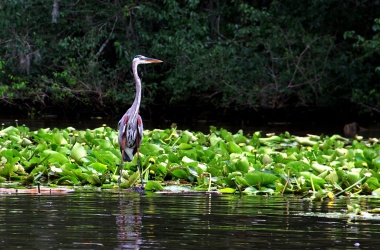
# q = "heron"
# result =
<box><xmin>118</xmin><ymin>55</ymin><xmax>163</xmax><ymax>188</ymax></box>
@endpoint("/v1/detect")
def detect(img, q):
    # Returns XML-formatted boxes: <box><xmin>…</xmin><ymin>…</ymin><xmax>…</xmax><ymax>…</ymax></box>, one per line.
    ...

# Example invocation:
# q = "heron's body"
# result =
<box><xmin>118</xmin><ymin>55</ymin><xmax>162</xmax><ymax>187</ymax></box>
<box><xmin>118</xmin><ymin>111</ymin><xmax>143</xmax><ymax>162</ymax></box>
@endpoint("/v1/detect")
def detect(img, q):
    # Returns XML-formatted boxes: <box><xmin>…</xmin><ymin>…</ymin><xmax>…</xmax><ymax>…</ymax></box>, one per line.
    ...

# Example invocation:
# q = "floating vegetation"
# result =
<box><xmin>1</xmin><ymin>124</ymin><xmax>380</xmax><ymax>198</ymax></box>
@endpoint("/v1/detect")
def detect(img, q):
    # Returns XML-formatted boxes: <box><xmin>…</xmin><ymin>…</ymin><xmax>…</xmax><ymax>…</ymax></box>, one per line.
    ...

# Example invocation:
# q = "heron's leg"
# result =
<box><xmin>118</xmin><ymin>159</ymin><xmax>124</xmax><ymax>186</ymax></box>
<box><xmin>137</xmin><ymin>149</ymin><xmax>144</xmax><ymax>188</ymax></box>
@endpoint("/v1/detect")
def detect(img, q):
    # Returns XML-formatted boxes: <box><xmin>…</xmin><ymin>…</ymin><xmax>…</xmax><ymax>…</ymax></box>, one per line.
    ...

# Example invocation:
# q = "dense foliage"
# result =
<box><xmin>0</xmin><ymin>0</ymin><xmax>379</xmax><ymax>116</ymax></box>
<box><xmin>1</xmin><ymin>124</ymin><xmax>380</xmax><ymax>198</ymax></box>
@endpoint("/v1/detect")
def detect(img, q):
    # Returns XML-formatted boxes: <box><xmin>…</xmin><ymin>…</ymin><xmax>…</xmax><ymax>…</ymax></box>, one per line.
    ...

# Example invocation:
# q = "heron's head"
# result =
<box><xmin>133</xmin><ymin>55</ymin><xmax>163</xmax><ymax>65</ymax></box>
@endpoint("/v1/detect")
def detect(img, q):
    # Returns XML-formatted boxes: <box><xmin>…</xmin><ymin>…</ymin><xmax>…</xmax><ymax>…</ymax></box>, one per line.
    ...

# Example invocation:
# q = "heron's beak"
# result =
<box><xmin>145</xmin><ymin>58</ymin><xmax>163</xmax><ymax>64</ymax></box>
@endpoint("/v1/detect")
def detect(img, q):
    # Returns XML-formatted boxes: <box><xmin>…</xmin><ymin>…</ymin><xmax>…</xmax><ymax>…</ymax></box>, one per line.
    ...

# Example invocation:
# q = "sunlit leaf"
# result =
<box><xmin>42</xmin><ymin>149</ymin><xmax>70</xmax><ymax>164</ymax></box>
<box><xmin>346</xmin><ymin>172</ymin><xmax>361</xmax><ymax>185</ymax></box>
<box><xmin>218</xmin><ymin>187</ymin><xmax>236</xmax><ymax>194</ymax></box>
<box><xmin>242</xmin><ymin>186</ymin><xmax>258</xmax><ymax>194</ymax></box>
<box><xmin>325</xmin><ymin>170</ymin><xmax>339</xmax><ymax>183</ymax></box>
<box><xmin>71</xmin><ymin>143</ymin><xmax>88</xmax><ymax>163</ymax></box>
<box><xmin>209</xmin><ymin>133</ymin><xmax>222</xmax><ymax>146</ymax></box>
<box><xmin>88</xmin><ymin>163</ymin><xmax>108</xmax><ymax>174</ymax></box>
<box><xmin>311</xmin><ymin>162</ymin><xmax>332</xmax><ymax>174</ymax></box>
<box><xmin>145</xmin><ymin>181</ymin><xmax>164</xmax><ymax>191</ymax></box>
<box><xmin>52</xmin><ymin>133</ymin><xmax>68</xmax><ymax>145</ymax></box>
<box><xmin>366</xmin><ymin>177</ymin><xmax>380</xmax><ymax>190</ymax></box>
<box><xmin>178</xmin><ymin>148</ymin><xmax>197</xmax><ymax>159</ymax></box>
<box><xmin>0</xmin><ymin>126</ymin><xmax>19</xmax><ymax>136</ymax></box>
<box><xmin>235</xmin><ymin>175</ymin><xmax>249</xmax><ymax>187</ymax></box>
<box><xmin>228</xmin><ymin>141</ymin><xmax>242</xmax><ymax>154</ymax></box>
<box><xmin>140</xmin><ymin>143</ymin><xmax>164</xmax><ymax>155</ymax></box>
<box><xmin>181</xmin><ymin>156</ymin><xmax>198</xmax><ymax>167</ymax></box>
<box><xmin>300</xmin><ymin>171</ymin><xmax>326</xmax><ymax>189</ymax></box>
<box><xmin>178</xmin><ymin>143</ymin><xmax>193</xmax><ymax>150</ymax></box>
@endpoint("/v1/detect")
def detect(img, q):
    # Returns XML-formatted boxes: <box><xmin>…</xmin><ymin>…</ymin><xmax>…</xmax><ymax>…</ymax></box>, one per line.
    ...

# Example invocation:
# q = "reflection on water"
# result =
<box><xmin>0</xmin><ymin>192</ymin><xmax>380</xmax><ymax>249</ymax></box>
<box><xmin>117</xmin><ymin>194</ymin><xmax>142</xmax><ymax>249</ymax></box>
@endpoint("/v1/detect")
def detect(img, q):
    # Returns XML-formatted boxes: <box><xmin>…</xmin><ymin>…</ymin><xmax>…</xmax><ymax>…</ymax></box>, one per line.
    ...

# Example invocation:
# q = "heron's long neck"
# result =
<box><xmin>131</xmin><ymin>62</ymin><xmax>141</xmax><ymax>119</ymax></box>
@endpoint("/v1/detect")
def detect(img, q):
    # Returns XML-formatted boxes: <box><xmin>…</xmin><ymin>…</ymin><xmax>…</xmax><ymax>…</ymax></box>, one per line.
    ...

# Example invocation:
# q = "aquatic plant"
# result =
<box><xmin>1</xmin><ymin>124</ymin><xmax>380</xmax><ymax>198</ymax></box>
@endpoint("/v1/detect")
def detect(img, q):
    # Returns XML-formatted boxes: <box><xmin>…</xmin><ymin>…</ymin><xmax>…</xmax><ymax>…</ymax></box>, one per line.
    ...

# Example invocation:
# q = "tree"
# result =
<box><xmin>0</xmin><ymin>0</ymin><xmax>379</xmax><ymax>118</ymax></box>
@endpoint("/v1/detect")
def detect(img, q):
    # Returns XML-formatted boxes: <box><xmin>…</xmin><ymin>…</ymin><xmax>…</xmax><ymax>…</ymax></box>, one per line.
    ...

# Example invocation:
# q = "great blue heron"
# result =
<box><xmin>118</xmin><ymin>55</ymin><xmax>163</xmax><ymax>187</ymax></box>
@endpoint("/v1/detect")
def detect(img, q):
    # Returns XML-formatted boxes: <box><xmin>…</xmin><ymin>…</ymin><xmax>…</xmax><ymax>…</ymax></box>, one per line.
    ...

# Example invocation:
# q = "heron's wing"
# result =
<box><xmin>119</xmin><ymin>114</ymin><xmax>129</xmax><ymax>134</ymax></box>
<box><xmin>119</xmin><ymin>114</ymin><xmax>132</xmax><ymax>162</ymax></box>
<box><xmin>118</xmin><ymin>114</ymin><xmax>128</xmax><ymax>147</ymax></box>
<box><xmin>136</xmin><ymin>115</ymin><xmax>143</xmax><ymax>147</ymax></box>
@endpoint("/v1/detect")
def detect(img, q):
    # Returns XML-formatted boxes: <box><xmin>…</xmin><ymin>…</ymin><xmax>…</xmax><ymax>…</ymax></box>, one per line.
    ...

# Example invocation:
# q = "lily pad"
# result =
<box><xmin>71</xmin><ymin>143</ymin><xmax>88</xmax><ymax>163</ymax></box>
<box><xmin>145</xmin><ymin>181</ymin><xmax>164</xmax><ymax>191</ymax></box>
<box><xmin>218</xmin><ymin>187</ymin><xmax>236</xmax><ymax>194</ymax></box>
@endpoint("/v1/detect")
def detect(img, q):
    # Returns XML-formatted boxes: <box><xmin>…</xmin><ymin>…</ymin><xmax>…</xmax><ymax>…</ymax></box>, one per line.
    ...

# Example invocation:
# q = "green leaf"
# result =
<box><xmin>171</xmin><ymin>168</ymin><xmax>188</xmax><ymax>179</ymax></box>
<box><xmin>228</xmin><ymin>141</ymin><xmax>242</xmax><ymax>154</ymax></box>
<box><xmin>87</xmin><ymin>174</ymin><xmax>101</xmax><ymax>185</ymax></box>
<box><xmin>42</xmin><ymin>150</ymin><xmax>69</xmax><ymax>164</ymax></box>
<box><xmin>57</xmin><ymin>176</ymin><xmax>79</xmax><ymax>185</ymax></box>
<box><xmin>140</xmin><ymin>143</ymin><xmax>164</xmax><ymax>156</ymax></box>
<box><xmin>209</xmin><ymin>134</ymin><xmax>222</xmax><ymax>146</ymax></box>
<box><xmin>181</xmin><ymin>156</ymin><xmax>198</xmax><ymax>167</ymax></box>
<box><xmin>234</xmin><ymin>175</ymin><xmax>250</xmax><ymax>187</ymax></box>
<box><xmin>242</xmin><ymin>186</ymin><xmax>259</xmax><ymax>194</ymax></box>
<box><xmin>71</xmin><ymin>143</ymin><xmax>88</xmax><ymax>163</ymax></box>
<box><xmin>120</xmin><ymin>171</ymin><xmax>140</xmax><ymax>188</ymax></box>
<box><xmin>311</xmin><ymin>162</ymin><xmax>332</xmax><ymax>174</ymax></box>
<box><xmin>52</xmin><ymin>133</ymin><xmax>68</xmax><ymax>145</ymax></box>
<box><xmin>178</xmin><ymin>143</ymin><xmax>193</xmax><ymax>150</ymax></box>
<box><xmin>300</xmin><ymin>171</ymin><xmax>326</xmax><ymax>189</ymax></box>
<box><xmin>87</xmin><ymin>163</ymin><xmax>108</xmax><ymax>174</ymax></box>
<box><xmin>346</xmin><ymin>172</ymin><xmax>361</xmax><ymax>186</ymax></box>
<box><xmin>0</xmin><ymin>126</ymin><xmax>19</xmax><ymax>136</ymax></box>
<box><xmin>366</xmin><ymin>177</ymin><xmax>380</xmax><ymax>190</ymax></box>
<box><xmin>145</xmin><ymin>181</ymin><xmax>164</xmax><ymax>191</ymax></box>
<box><xmin>218</xmin><ymin>188</ymin><xmax>236</xmax><ymax>194</ymax></box>
<box><xmin>244</xmin><ymin>172</ymin><xmax>278</xmax><ymax>187</ymax></box>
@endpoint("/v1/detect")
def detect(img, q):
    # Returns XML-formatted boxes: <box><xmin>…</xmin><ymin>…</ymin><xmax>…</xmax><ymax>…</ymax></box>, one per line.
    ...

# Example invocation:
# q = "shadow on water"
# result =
<box><xmin>1</xmin><ymin>192</ymin><xmax>380</xmax><ymax>249</ymax></box>
<box><xmin>0</xmin><ymin>116</ymin><xmax>351</xmax><ymax>136</ymax></box>
<box><xmin>2</xmin><ymin>104</ymin><xmax>380</xmax><ymax>136</ymax></box>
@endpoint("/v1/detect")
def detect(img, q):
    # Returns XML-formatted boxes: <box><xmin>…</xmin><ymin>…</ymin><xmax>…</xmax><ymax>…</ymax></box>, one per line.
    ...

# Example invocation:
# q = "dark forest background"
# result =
<box><xmin>0</xmin><ymin>0</ymin><xmax>380</xmax><ymax>124</ymax></box>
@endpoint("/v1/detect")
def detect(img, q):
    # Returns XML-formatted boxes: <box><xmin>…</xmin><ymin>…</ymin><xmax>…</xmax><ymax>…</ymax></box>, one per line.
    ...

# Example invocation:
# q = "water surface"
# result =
<box><xmin>0</xmin><ymin>116</ymin><xmax>345</xmax><ymax>136</ymax></box>
<box><xmin>0</xmin><ymin>192</ymin><xmax>379</xmax><ymax>249</ymax></box>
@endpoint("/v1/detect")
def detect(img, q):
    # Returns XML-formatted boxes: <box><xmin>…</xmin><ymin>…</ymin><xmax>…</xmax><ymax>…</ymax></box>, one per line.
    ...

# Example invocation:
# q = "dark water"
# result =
<box><xmin>0</xmin><ymin>192</ymin><xmax>380</xmax><ymax>249</ymax></box>
<box><xmin>0</xmin><ymin>116</ymin><xmax>346</xmax><ymax>136</ymax></box>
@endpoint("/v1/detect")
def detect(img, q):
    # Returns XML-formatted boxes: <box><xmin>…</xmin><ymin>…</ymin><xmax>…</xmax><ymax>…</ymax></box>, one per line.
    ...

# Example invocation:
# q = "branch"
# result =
<box><xmin>287</xmin><ymin>44</ymin><xmax>310</xmax><ymax>88</ymax></box>
<box><xmin>95</xmin><ymin>17</ymin><xmax>118</xmax><ymax>59</ymax></box>
<box><xmin>52</xmin><ymin>0</ymin><xmax>60</xmax><ymax>24</ymax></box>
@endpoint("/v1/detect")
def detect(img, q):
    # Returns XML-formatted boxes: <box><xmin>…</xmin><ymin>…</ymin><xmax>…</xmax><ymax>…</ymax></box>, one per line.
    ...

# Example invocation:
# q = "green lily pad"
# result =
<box><xmin>171</xmin><ymin>168</ymin><xmax>188</xmax><ymax>179</ymax></box>
<box><xmin>87</xmin><ymin>162</ymin><xmax>108</xmax><ymax>174</ymax></box>
<box><xmin>57</xmin><ymin>176</ymin><xmax>80</xmax><ymax>185</ymax></box>
<box><xmin>71</xmin><ymin>143</ymin><xmax>88</xmax><ymax>163</ymax></box>
<box><xmin>244</xmin><ymin>172</ymin><xmax>278</xmax><ymax>187</ymax></box>
<box><xmin>218</xmin><ymin>187</ymin><xmax>236</xmax><ymax>194</ymax></box>
<box><xmin>145</xmin><ymin>181</ymin><xmax>164</xmax><ymax>191</ymax></box>
<box><xmin>42</xmin><ymin>149</ymin><xmax>69</xmax><ymax>164</ymax></box>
